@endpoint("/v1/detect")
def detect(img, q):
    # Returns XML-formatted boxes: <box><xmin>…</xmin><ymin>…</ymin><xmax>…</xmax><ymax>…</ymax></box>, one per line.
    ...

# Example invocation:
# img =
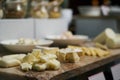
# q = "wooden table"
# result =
<box><xmin>0</xmin><ymin>46</ymin><xmax>120</xmax><ymax>80</ymax></box>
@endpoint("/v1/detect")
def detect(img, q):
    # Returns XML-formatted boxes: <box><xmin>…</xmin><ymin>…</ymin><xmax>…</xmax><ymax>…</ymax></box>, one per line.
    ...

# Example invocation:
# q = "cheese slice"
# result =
<box><xmin>2</xmin><ymin>54</ymin><xmax>26</xmax><ymax>61</ymax></box>
<box><xmin>0</xmin><ymin>58</ymin><xmax>21</xmax><ymax>68</ymax></box>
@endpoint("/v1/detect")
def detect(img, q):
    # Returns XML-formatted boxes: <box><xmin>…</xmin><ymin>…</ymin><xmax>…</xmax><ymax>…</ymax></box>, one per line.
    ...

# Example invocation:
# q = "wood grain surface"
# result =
<box><xmin>0</xmin><ymin>48</ymin><xmax>120</xmax><ymax>80</ymax></box>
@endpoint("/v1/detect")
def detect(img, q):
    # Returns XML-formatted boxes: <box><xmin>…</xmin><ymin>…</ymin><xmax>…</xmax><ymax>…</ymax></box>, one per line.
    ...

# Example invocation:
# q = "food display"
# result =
<box><xmin>0</xmin><ymin>42</ymin><xmax>111</xmax><ymax>72</ymax></box>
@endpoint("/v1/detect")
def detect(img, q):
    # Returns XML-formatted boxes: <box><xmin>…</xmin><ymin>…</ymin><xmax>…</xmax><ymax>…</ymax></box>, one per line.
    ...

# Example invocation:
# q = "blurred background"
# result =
<box><xmin>0</xmin><ymin>0</ymin><xmax>120</xmax><ymax>39</ymax></box>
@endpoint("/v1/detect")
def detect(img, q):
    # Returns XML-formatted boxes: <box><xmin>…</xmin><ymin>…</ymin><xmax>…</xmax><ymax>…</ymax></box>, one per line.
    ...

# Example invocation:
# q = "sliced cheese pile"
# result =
<box><xmin>68</xmin><ymin>45</ymin><xmax>110</xmax><ymax>57</ymax></box>
<box><xmin>0</xmin><ymin>45</ymin><xmax>110</xmax><ymax>71</ymax></box>
<box><xmin>21</xmin><ymin>49</ymin><xmax>60</xmax><ymax>71</ymax></box>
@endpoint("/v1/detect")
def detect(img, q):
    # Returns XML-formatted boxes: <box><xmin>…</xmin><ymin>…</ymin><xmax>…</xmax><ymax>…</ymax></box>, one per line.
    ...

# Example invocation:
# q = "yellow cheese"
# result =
<box><xmin>94</xmin><ymin>28</ymin><xmax>116</xmax><ymax>44</ymax></box>
<box><xmin>22</xmin><ymin>53</ymin><xmax>39</xmax><ymax>64</ymax></box>
<box><xmin>20</xmin><ymin>63</ymin><xmax>32</xmax><ymax>71</ymax></box>
<box><xmin>89</xmin><ymin>48</ymin><xmax>97</xmax><ymax>56</ymax></box>
<box><xmin>47</xmin><ymin>59</ymin><xmax>60</xmax><ymax>70</ymax></box>
<box><xmin>33</xmin><ymin>63</ymin><xmax>47</xmax><ymax>71</ymax></box>
<box><xmin>58</xmin><ymin>48</ymin><xmax>80</xmax><ymax>63</ymax></box>
<box><xmin>2</xmin><ymin>54</ymin><xmax>26</xmax><ymax>61</ymax></box>
<box><xmin>66</xmin><ymin>52</ymin><xmax>80</xmax><ymax>63</ymax></box>
<box><xmin>106</xmin><ymin>37</ymin><xmax>120</xmax><ymax>48</ymax></box>
<box><xmin>40</xmin><ymin>54</ymin><xmax>57</xmax><ymax>63</ymax></box>
<box><xmin>41</xmin><ymin>47</ymin><xmax>59</xmax><ymax>55</ymax></box>
<box><xmin>0</xmin><ymin>58</ymin><xmax>21</xmax><ymax>68</ymax></box>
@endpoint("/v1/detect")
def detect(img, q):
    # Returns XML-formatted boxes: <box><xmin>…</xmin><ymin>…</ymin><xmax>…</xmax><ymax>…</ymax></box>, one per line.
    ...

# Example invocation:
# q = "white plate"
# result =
<box><xmin>0</xmin><ymin>39</ymin><xmax>53</xmax><ymax>53</ymax></box>
<box><xmin>45</xmin><ymin>35</ymin><xmax>89</xmax><ymax>45</ymax></box>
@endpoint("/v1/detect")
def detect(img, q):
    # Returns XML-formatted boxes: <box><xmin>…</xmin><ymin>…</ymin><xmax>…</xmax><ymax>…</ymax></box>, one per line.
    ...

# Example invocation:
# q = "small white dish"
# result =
<box><xmin>0</xmin><ymin>39</ymin><xmax>53</xmax><ymax>53</ymax></box>
<box><xmin>45</xmin><ymin>35</ymin><xmax>89</xmax><ymax>45</ymax></box>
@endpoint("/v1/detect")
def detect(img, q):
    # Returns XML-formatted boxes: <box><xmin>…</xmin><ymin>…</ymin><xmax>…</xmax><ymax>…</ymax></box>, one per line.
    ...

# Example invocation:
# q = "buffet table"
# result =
<box><xmin>0</xmin><ymin>45</ymin><xmax>120</xmax><ymax>80</ymax></box>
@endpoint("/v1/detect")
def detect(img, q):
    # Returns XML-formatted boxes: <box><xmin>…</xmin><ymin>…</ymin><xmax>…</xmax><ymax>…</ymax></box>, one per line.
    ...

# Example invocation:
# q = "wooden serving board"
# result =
<box><xmin>0</xmin><ymin>49</ymin><xmax>120</xmax><ymax>80</ymax></box>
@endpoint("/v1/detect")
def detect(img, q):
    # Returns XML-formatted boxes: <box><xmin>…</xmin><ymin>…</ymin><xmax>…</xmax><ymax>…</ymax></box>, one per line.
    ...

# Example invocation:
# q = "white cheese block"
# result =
<box><xmin>33</xmin><ymin>63</ymin><xmax>47</xmax><ymax>71</ymax></box>
<box><xmin>20</xmin><ymin>63</ymin><xmax>32</xmax><ymax>71</ymax></box>
<box><xmin>40</xmin><ymin>54</ymin><xmax>57</xmax><ymax>63</ymax></box>
<box><xmin>106</xmin><ymin>37</ymin><xmax>120</xmax><ymax>48</ymax></box>
<box><xmin>0</xmin><ymin>58</ymin><xmax>21</xmax><ymax>68</ymax></box>
<box><xmin>2</xmin><ymin>54</ymin><xmax>26</xmax><ymax>61</ymax></box>
<box><xmin>58</xmin><ymin>48</ymin><xmax>80</xmax><ymax>63</ymax></box>
<box><xmin>94</xmin><ymin>28</ymin><xmax>116</xmax><ymax>44</ymax></box>
<box><xmin>47</xmin><ymin>59</ymin><xmax>60</xmax><ymax>70</ymax></box>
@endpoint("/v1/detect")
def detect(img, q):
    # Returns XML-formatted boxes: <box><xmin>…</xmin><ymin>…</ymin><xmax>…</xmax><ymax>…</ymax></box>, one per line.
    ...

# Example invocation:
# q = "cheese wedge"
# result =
<box><xmin>106</xmin><ymin>37</ymin><xmax>120</xmax><ymax>48</ymax></box>
<box><xmin>94</xmin><ymin>28</ymin><xmax>116</xmax><ymax>44</ymax></box>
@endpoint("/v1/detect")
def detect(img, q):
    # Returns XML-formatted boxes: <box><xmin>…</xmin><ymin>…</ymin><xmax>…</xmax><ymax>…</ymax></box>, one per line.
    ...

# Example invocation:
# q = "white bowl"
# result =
<box><xmin>45</xmin><ymin>35</ymin><xmax>89</xmax><ymax>46</ymax></box>
<box><xmin>0</xmin><ymin>39</ymin><xmax>53</xmax><ymax>53</ymax></box>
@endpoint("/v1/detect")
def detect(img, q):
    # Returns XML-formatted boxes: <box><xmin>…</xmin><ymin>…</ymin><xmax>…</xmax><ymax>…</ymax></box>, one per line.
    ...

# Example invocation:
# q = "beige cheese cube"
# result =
<box><xmin>20</xmin><ymin>62</ymin><xmax>32</xmax><ymax>71</ymax></box>
<box><xmin>22</xmin><ymin>53</ymin><xmax>39</xmax><ymax>64</ymax></box>
<box><xmin>66</xmin><ymin>52</ymin><xmax>80</xmax><ymax>63</ymax></box>
<box><xmin>31</xmin><ymin>49</ymin><xmax>42</xmax><ymax>59</ymax></box>
<box><xmin>47</xmin><ymin>59</ymin><xmax>60</xmax><ymax>70</ymax></box>
<box><xmin>58</xmin><ymin>48</ymin><xmax>80</xmax><ymax>63</ymax></box>
<box><xmin>33</xmin><ymin>63</ymin><xmax>47</xmax><ymax>71</ymax></box>
<box><xmin>68</xmin><ymin>45</ymin><xmax>84</xmax><ymax>56</ymax></box>
<box><xmin>57</xmin><ymin>52</ymin><xmax>66</xmax><ymax>62</ymax></box>
<box><xmin>40</xmin><ymin>54</ymin><xmax>57</xmax><ymax>63</ymax></box>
